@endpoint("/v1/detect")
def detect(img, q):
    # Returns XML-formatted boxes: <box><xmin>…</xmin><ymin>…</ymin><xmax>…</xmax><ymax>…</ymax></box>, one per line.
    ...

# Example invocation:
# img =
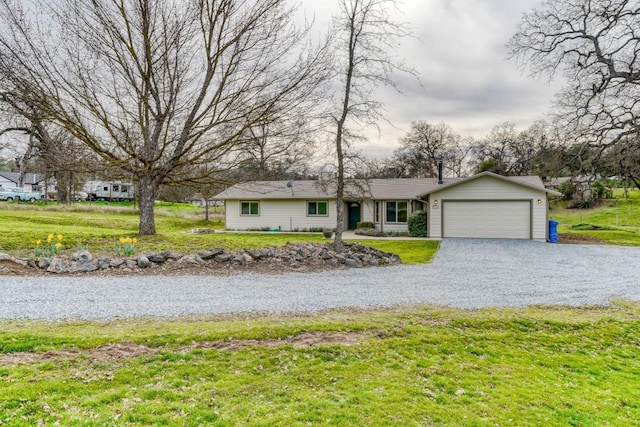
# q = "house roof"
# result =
<box><xmin>0</xmin><ymin>172</ymin><xmax>46</xmax><ymax>185</ymax></box>
<box><xmin>418</xmin><ymin>171</ymin><xmax>563</xmax><ymax>198</ymax></box>
<box><xmin>214</xmin><ymin>173</ymin><xmax>561</xmax><ymax>201</ymax></box>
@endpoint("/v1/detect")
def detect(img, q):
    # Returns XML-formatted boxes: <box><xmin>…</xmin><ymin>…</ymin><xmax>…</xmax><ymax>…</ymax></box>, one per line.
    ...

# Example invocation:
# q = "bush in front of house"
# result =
<box><xmin>356</xmin><ymin>221</ymin><xmax>374</xmax><ymax>229</ymax></box>
<box><xmin>407</xmin><ymin>210</ymin><xmax>427</xmax><ymax>237</ymax></box>
<box><xmin>354</xmin><ymin>228</ymin><xmax>409</xmax><ymax>237</ymax></box>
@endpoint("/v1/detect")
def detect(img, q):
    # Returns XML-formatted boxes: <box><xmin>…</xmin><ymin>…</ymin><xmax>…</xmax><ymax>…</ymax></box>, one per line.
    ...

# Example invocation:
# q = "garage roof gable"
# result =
<box><xmin>418</xmin><ymin>171</ymin><xmax>562</xmax><ymax>198</ymax></box>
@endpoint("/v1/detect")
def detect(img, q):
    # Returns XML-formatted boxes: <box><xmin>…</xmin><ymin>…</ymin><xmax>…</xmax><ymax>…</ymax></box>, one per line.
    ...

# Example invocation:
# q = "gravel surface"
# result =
<box><xmin>2</xmin><ymin>239</ymin><xmax>640</xmax><ymax>320</ymax></box>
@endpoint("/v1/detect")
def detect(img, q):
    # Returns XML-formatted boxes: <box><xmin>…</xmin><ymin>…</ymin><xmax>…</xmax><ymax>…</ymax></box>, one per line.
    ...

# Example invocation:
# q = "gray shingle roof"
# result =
<box><xmin>213</xmin><ymin>172</ymin><xmax>558</xmax><ymax>201</ymax></box>
<box><xmin>0</xmin><ymin>172</ymin><xmax>46</xmax><ymax>185</ymax></box>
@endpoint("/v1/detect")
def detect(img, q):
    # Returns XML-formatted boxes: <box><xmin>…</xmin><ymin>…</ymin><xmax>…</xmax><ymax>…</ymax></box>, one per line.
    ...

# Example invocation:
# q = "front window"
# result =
<box><xmin>241</xmin><ymin>201</ymin><xmax>259</xmax><ymax>216</ymax></box>
<box><xmin>307</xmin><ymin>201</ymin><xmax>328</xmax><ymax>216</ymax></box>
<box><xmin>386</xmin><ymin>201</ymin><xmax>408</xmax><ymax>223</ymax></box>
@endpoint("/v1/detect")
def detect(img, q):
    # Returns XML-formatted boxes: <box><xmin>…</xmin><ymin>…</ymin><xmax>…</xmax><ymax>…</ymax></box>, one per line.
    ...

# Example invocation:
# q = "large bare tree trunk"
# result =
<box><xmin>138</xmin><ymin>174</ymin><xmax>159</xmax><ymax>235</ymax></box>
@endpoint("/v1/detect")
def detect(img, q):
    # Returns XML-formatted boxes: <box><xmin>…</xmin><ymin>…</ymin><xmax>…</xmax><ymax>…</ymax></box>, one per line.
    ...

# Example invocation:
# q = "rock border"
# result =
<box><xmin>0</xmin><ymin>242</ymin><xmax>401</xmax><ymax>275</ymax></box>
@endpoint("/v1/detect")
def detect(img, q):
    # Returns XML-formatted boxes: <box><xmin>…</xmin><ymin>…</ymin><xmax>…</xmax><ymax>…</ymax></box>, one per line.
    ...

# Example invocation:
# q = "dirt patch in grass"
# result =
<box><xmin>0</xmin><ymin>260</ymin><xmax>35</xmax><ymax>276</ymax></box>
<box><xmin>0</xmin><ymin>331</ymin><xmax>365</xmax><ymax>365</ymax></box>
<box><xmin>558</xmin><ymin>233</ymin><xmax>608</xmax><ymax>245</ymax></box>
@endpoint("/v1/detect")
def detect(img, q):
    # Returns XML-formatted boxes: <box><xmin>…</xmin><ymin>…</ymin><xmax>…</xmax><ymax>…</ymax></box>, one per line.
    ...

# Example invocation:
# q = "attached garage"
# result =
<box><xmin>421</xmin><ymin>172</ymin><xmax>561</xmax><ymax>242</ymax></box>
<box><xmin>442</xmin><ymin>200</ymin><xmax>531</xmax><ymax>239</ymax></box>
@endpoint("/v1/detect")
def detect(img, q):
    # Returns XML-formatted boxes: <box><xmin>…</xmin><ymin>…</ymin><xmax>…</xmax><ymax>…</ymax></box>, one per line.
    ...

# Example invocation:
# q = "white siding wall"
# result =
<box><xmin>427</xmin><ymin>176</ymin><xmax>549</xmax><ymax>241</ymax></box>
<box><xmin>225</xmin><ymin>199</ymin><xmax>337</xmax><ymax>231</ymax></box>
<box><xmin>361</xmin><ymin>200</ymin><xmax>375</xmax><ymax>223</ymax></box>
<box><xmin>0</xmin><ymin>177</ymin><xmax>14</xmax><ymax>188</ymax></box>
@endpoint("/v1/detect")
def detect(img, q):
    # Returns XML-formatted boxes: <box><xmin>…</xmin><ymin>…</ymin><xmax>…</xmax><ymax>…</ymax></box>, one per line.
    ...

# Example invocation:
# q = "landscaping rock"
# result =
<box><xmin>98</xmin><ymin>256</ymin><xmax>111</xmax><ymax>270</ymax></box>
<box><xmin>47</xmin><ymin>257</ymin><xmax>68</xmax><ymax>274</ymax></box>
<box><xmin>12</xmin><ymin>241</ymin><xmax>401</xmax><ymax>276</ymax></box>
<box><xmin>110</xmin><ymin>258</ymin><xmax>125</xmax><ymax>268</ymax></box>
<box><xmin>214</xmin><ymin>253</ymin><xmax>233</xmax><ymax>263</ymax></box>
<box><xmin>70</xmin><ymin>260</ymin><xmax>99</xmax><ymax>273</ymax></box>
<box><xmin>147</xmin><ymin>252</ymin><xmax>167</xmax><ymax>264</ymax></box>
<box><xmin>38</xmin><ymin>258</ymin><xmax>51</xmax><ymax>269</ymax></box>
<box><xmin>178</xmin><ymin>255</ymin><xmax>203</xmax><ymax>265</ymax></box>
<box><xmin>198</xmin><ymin>248</ymin><xmax>224</xmax><ymax>260</ymax></box>
<box><xmin>166</xmin><ymin>252</ymin><xmax>183</xmax><ymax>261</ymax></box>
<box><xmin>73</xmin><ymin>250</ymin><xmax>93</xmax><ymax>263</ymax></box>
<box><xmin>245</xmin><ymin>248</ymin><xmax>268</xmax><ymax>259</ymax></box>
<box><xmin>137</xmin><ymin>255</ymin><xmax>151</xmax><ymax>268</ymax></box>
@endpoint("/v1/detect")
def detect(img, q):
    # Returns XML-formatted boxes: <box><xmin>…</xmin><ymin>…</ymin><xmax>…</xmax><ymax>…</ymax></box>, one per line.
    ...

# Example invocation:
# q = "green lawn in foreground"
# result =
<box><xmin>0</xmin><ymin>204</ymin><xmax>438</xmax><ymax>263</ymax></box>
<box><xmin>551</xmin><ymin>189</ymin><xmax>640</xmax><ymax>245</ymax></box>
<box><xmin>1</xmin><ymin>303</ymin><xmax>638</xmax><ymax>426</ymax></box>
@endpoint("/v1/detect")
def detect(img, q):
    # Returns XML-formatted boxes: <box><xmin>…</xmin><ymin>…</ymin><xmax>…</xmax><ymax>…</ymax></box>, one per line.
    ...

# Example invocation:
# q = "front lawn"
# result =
<box><xmin>551</xmin><ymin>189</ymin><xmax>640</xmax><ymax>245</ymax></box>
<box><xmin>1</xmin><ymin>303</ymin><xmax>638</xmax><ymax>425</ymax></box>
<box><xmin>0</xmin><ymin>204</ymin><xmax>438</xmax><ymax>264</ymax></box>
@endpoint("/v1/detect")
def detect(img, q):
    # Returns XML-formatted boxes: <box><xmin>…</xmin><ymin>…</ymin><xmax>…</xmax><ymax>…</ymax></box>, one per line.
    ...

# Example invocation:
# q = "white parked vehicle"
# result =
<box><xmin>83</xmin><ymin>181</ymin><xmax>135</xmax><ymax>201</ymax></box>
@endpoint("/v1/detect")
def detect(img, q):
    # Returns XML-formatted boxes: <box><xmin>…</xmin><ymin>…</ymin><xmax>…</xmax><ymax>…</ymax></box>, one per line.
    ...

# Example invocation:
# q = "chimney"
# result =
<box><xmin>437</xmin><ymin>161</ymin><xmax>443</xmax><ymax>185</ymax></box>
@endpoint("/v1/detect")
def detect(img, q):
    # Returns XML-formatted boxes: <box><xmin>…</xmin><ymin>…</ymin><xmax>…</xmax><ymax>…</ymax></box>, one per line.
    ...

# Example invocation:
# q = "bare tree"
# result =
<box><xmin>0</xmin><ymin>92</ymin><xmax>98</xmax><ymax>203</ymax></box>
<box><xmin>508</xmin><ymin>0</ymin><xmax>640</xmax><ymax>151</ymax></box>
<box><xmin>391</xmin><ymin>121</ymin><xmax>470</xmax><ymax>178</ymax></box>
<box><xmin>237</xmin><ymin>116</ymin><xmax>316</xmax><ymax>180</ymax></box>
<box><xmin>331</xmin><ymin>0</ymin><xmax>416</xmax><ymax>250</ymax></box>
<box><xmin>0</xmin><ymin>0</ymin><xmax>329</xmax><ymax>234</ymax></box>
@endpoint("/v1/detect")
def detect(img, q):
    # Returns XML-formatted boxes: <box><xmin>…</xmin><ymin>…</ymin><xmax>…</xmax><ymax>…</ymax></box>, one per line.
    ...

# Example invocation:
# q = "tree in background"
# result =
<box><xmin>0</xmin><ymin>93</ymin><xmax>93</xmax><ymax>202</ymax></box>
<box><xmin>331</xmin><ymin>0</ymin><xmax>417</xmax><ymax>250</ymax></box>
<box><xmin>508</xmin><ymin>0</ymin><xmax>640</xmax><ymax>154</ymax></box>
<box><xmin>0</xmin><ymin>0</ymin><xmax>329</xmax><ymax>234</ymax></box>
<box><xmin>391</xmin><ymin>121</ymin><xmax>470</xmax><ymax>178</ymax></box>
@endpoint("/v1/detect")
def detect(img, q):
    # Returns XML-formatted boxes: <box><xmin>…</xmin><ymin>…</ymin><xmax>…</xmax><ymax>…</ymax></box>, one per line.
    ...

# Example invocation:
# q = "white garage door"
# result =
<box><xmin>442</xmin><ymin>200</ymin><xmax>531</xmax><ymax>239</ymax></box>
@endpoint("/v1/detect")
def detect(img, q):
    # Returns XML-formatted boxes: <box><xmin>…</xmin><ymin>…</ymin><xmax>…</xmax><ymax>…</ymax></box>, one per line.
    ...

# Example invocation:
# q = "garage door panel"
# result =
<box><xmin>443</xmin><ymin>201</ymin><xmax>531</xmax><ymax>239</ymax></box>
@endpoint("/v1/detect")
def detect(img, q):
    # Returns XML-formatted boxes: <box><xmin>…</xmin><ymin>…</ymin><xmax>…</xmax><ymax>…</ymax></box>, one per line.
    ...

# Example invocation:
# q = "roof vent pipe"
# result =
<box><xmin>437</xmin><ymin>161</ymin><xmax>443</xmax><ymax>185</ymax></box>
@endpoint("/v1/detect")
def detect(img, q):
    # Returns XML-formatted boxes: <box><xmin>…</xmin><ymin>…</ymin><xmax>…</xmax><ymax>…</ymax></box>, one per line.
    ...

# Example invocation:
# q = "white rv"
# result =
<box><xmin>84</xmin><ymin>181</ymin><xmax>135</xmax><ymax>201</ymax></box>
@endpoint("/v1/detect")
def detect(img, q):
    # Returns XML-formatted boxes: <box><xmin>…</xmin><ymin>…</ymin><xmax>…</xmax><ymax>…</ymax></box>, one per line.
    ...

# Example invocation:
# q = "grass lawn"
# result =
<box><xmin>1</xmin><ymin>200</ymin><xmax>639</xmax><ymax>425</ymax></box>
<box><xmin>0</xmin><ymin>203</ymin><xmax>438</xmax><ymax>264</ymax></box>
<box><xmin>1</xmin><ymin>303</ymin><xmax>639</xmax><ymax>425</ymax></box>
<box><xmin>551</xmin><ymin>189</ymin><xmax>640</xmax><ymax>245</ymax></box>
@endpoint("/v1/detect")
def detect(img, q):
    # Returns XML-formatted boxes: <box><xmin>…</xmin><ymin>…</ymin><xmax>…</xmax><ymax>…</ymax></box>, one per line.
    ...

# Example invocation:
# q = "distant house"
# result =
<box><xmin>213</xmin><ymin>171</ymin><xmax>562</xmax><ymax>241</ymax></box>
<box><xmin>0</xmin><ymin>172</ymin><xmax>47</xmax><ymax>193</ymax></box>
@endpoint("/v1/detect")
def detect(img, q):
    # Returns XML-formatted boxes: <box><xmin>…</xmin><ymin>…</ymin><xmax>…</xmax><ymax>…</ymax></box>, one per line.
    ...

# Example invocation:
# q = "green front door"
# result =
<box><xmin>348</xmin><ymin>203</ymin><xmax>361</xmax><ymax>230</ymax></box>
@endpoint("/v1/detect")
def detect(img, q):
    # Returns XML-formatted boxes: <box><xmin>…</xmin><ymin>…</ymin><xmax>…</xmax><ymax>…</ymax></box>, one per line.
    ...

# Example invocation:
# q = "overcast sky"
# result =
<box><xmin>300</xmin><ymin>0</ymin><xmax>562</xmax><ymax>159</ymax></box>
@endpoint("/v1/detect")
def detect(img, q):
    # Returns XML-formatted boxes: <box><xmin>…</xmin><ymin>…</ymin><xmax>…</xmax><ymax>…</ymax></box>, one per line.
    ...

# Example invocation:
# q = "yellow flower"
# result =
<box><xmin>47</xmin><ymin>234</ymin><xmax>54</xmax><ymax>243</ymax></box>
<box><xmin>132</xmin><ymin>238</ymin><xmax>137</xmax><ymax>243</ymax></box>
<box><xmin>57</xmin><ymin>234</ymin><xmax>63</xmax><ymax>241</ymax></box>
<box><xmin>36</xmin><ymin>239</ymin><xmax>42</xmax><ymax>246</ymax></box>
<box><xmin>55</xmin><ymin>242</ymin><xmax>62</xmax><ymax>249</ymax></box>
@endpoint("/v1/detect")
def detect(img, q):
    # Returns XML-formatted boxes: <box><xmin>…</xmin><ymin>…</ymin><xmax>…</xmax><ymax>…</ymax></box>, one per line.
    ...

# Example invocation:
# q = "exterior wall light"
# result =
<box><xmin>433</xmin><ymin>200</ymin><xmax>439</xmax><ymax>206</ymax></box>
<box><xmin>537</xmin><ymin>199</ymin><xmax>542</xmax><ymax>205</ymax></box>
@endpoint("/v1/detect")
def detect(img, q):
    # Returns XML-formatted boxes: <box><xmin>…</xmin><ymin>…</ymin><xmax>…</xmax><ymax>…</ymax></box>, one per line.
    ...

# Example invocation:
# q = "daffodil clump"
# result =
<box><xmin>115</xmin><ymin>236</ymin><xmax>137</xmax><ymax>256</ymax></box>
<box><xmin>34</xmin><ymin>233</ymin><xmax>64</xmax><ymax>258</ymax></box>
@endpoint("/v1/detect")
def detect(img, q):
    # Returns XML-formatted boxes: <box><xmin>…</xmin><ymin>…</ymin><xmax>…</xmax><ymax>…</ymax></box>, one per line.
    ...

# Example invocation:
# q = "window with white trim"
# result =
<box><xmin>241</xmin><ymin>201</ymin><xmax>259</xmax><ymax>216</ymax></box>
<box><xmin>307</xmin><ymin>201</ymin><xmax>328</xmax><ymax>216</ymax></box>
<box><xmin>386</xmin><ymin>201</ymin><xmax>408</xmax><ymax>223</ymax></box>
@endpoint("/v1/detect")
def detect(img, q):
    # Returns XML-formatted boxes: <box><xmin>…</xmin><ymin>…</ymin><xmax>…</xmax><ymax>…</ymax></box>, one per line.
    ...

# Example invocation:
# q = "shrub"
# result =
<box><xmin>557</xmin><ymin>180</ymin><xmax>575</xmax><ymax>200</ymax></box>
<box><xmin>592</xmin><ymin>180</ymin><xmax>613</xmax><ymax>199</ymax></box>
<box><xmin>407</xmin><ymin>210</ymin><xmax>427</xmax><ymax>237</ymax></box>
<box><xmin>354</xmin><ymin>228</ymin><xmax>409</xmax><ymax>237</ymax></box>
<box><xmin>322</xmin><ymin>228</ymin><xmax>333</xmax><ymax>238</ymax></box>
<box><xmin>356</xmin><ymin>221</ymin><xmax>374</xmax><ymax>229</ymax></box>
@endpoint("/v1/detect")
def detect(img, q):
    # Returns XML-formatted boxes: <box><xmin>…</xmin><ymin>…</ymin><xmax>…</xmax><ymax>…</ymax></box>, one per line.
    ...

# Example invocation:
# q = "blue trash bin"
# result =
<box><xmin>548</xmin><ymin>219</ymin><xmax>558</xmax><ymax>243</ymax></box>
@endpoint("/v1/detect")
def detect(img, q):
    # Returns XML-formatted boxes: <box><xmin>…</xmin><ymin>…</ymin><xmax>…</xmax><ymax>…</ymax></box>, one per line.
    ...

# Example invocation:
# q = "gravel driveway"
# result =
<box><xmin>1</xmin><ymin>239</ymin><xmax>639</xmax><ymax>320</ymax></box>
